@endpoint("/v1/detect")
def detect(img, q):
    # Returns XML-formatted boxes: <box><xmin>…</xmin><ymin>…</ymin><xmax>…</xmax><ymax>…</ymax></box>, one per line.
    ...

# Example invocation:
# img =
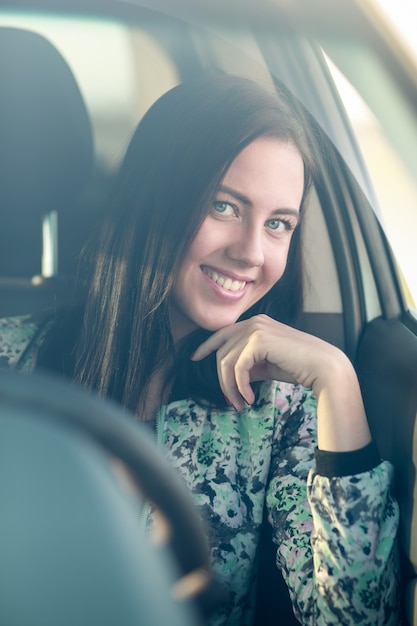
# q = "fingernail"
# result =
<box><xmin>224</xmin><ymin>396</ymin><xmax>239</xmax><ymax>411</ymax></box>
<box><xmin>190</xmin><ymin>351</ymin><xmax>196</xmax><ymax>360</ymax></box>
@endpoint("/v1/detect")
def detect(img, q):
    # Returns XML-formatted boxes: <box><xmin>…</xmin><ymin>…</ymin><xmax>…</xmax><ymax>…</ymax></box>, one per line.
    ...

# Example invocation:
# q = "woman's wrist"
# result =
<box><xmin>312</xmin><ymin>349</ymin><xmax>372</xmax><ymax>452</ymax></box>
<box><xmin>310</xmin><ymin>345</ymin><xmax>356</xmax><ymax>395</ymax></box>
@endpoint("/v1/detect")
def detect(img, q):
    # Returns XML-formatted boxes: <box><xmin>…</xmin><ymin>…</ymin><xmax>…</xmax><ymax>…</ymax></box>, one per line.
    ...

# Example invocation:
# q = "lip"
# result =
<box><xmin>201</xmin><ymin>265</ymin><xmax>255</xmax><ymax>283</ymax></box>
<box><xmin>201</xmin><ymin>265</ymin><xmax>252</xmax><ymax>301</ymax></box>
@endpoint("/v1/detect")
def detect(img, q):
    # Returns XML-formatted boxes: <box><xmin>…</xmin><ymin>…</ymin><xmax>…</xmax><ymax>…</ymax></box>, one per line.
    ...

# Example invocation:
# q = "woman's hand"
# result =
<box><xmin>191</xmin><ymin>314</ymin><xmax>371</xmax><ymax>452</ymax></box>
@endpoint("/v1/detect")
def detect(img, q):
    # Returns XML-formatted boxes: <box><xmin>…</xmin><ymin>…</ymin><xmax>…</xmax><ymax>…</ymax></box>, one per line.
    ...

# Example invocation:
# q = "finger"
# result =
<box><xmin>217</xmin><ymin>354</ymin><xmax>243</xmax><ymax>410</ymax></box>
<box><xmin>216</xmin><ymin>341</ymin><xmax>255</xmax><ymax>409</ymax></box>
<box><xmin>190</xmin><ymin>325</ymin><xmax>237</xmax><ymax>361</ymax></box>
<box><xmin>216</xmin><ymin>350</ymin><xmax>245</xmax><ymax>410</ymax></box>
<box><xmin>233</xmin><ymin>347</ymin><xmax>257</xmax><ymax>405</ymax></box>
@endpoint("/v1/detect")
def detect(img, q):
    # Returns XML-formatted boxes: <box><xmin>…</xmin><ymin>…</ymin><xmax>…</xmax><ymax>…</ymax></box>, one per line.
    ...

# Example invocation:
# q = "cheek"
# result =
<box><xmin>265</xmin><ymin>244</ymin><xmax>292</xmax><ymax>285</ymax></box>
<box><xmin>183</xmin><ymin>224</ymin><xmax>211</xmax><ymax>263</ymax></box>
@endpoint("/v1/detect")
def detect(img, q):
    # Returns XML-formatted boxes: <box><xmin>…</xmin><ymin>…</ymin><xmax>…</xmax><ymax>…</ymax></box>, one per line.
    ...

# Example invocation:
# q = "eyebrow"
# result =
<box><xmin>218</xmin><ymin>185</ymin><xmax>300</xmax><ymax>219</ymax></box>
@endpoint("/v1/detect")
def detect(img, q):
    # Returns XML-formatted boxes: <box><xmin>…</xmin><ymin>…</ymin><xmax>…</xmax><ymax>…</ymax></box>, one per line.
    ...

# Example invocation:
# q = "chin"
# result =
<box><xmin>199</xmin><ymin>316</ymin><xmax>240</xmax><ymax>332</ymax></box>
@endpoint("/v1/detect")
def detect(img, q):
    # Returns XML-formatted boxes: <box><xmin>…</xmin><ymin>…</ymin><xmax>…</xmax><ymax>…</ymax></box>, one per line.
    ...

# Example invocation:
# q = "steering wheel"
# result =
<box><xmin>0</xmin><ymin>370</ymin><xmax>223</xmax><ymax>626</ymax></box>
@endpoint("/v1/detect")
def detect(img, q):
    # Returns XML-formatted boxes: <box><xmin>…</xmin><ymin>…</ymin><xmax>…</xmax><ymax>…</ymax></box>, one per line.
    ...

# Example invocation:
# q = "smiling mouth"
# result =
<box><xmin>202</xmin><ymin>267</ymin><xmax>247</xmax><ymax>292</ymax></box>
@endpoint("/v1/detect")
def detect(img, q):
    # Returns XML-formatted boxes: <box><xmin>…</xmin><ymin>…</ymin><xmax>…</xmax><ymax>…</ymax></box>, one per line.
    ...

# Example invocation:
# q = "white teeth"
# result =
<box><xmin>203</xmin><ymin>267</ymin><xmax>246</xmax><ymax>291</ymax></box>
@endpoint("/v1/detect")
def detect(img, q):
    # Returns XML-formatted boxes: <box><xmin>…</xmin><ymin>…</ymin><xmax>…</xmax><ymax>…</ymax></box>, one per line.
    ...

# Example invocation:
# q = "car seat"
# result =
<box><xmin>355</xmin><ymin>316</ymin><xmax>417</xmax><ymax>625</ymax></box>
<box><xmin>0</xmin><ymin>26</ymin><xmax>94</xmax><ymax>315</ymax></box>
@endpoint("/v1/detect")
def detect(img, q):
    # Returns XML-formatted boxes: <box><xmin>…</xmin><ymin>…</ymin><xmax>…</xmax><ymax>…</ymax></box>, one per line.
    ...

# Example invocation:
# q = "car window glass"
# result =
<box><xmin>323</xmin><ymin>51</ymin><xmax>417</xmax><ymax>309</ymax></box>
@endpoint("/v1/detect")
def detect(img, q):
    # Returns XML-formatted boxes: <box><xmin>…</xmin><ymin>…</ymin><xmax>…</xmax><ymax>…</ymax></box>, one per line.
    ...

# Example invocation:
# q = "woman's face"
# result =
<box><xmin>170</xmin><ymin>137</ymin><xmax>305</xmax><ymax>341</ymax></box>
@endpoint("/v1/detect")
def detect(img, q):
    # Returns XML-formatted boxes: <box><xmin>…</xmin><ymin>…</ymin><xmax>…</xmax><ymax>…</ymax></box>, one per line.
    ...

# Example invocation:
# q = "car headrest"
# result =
<box><xmin>0</xmin><ymin>26</ymin><xmax>94</xmax><ymax>217</ymax></box>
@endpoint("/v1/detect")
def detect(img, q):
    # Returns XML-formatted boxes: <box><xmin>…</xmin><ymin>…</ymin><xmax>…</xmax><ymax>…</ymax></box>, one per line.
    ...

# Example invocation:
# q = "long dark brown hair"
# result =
<box><xmin>39</xmin><ymin>75</ymin><xmax>317</xmax><ymax>412</ymax></box>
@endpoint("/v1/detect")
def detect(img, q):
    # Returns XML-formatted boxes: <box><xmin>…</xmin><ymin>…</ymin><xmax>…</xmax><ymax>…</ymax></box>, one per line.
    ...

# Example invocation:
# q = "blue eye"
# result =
<box><xmin>266</xmin><ymin>218</ymin><xmax>295</xmax><ymax>233</ymax></box>
<box><xmin>213</xmin><ymin>200</ymin><xmax>235</xmax><ymax>216</ymax></box>
<box><xmin>267</xmin><ymin>219</ymin><xmax>282</xmax><ymax>231</ymax></box>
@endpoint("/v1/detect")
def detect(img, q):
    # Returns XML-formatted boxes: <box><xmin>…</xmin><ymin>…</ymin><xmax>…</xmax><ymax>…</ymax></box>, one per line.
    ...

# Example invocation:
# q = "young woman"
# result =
<box><xmin>0</xmin><ymin>76</ymin><xmax>399</xmax><ymax>625</ymax></box>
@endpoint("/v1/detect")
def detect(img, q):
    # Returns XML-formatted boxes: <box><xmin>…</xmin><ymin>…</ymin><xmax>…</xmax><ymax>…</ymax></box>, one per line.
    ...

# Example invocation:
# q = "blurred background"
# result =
<box><xmin>0</xmin><ymin>0</ymin><xmax>416</xmax><ymax>308</ymax></box>
<box><xmin>329</xmin><ymin>0</ymin><xmax>417</xmax><ymax>307</ymax></box>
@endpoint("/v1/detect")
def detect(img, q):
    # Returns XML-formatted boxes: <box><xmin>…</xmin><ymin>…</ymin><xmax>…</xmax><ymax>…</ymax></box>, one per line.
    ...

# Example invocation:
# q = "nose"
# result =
<box><xmin>226</xmin><ymin>224</ymin><xmax>264</xmax><ymax>267</ymax></box>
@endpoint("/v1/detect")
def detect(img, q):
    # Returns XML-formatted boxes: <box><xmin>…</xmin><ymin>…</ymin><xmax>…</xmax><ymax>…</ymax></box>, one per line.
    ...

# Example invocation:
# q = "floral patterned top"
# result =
<box><xmin>0</xmin><ymin>314</ymin><xmax>400</xmax><ymax>625</ymax></box>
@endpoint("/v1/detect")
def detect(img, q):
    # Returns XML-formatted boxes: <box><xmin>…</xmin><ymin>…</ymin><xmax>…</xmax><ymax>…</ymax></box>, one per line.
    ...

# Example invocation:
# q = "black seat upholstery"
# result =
<box><xmin>355</xmin><ymin>316</ymin><xmax>417</xmax><ymax>624</ymax></box>
<box><xmin>0</xmin><ymin>27</ymin><xmax>94</xmax><ymax>314</ymax></box>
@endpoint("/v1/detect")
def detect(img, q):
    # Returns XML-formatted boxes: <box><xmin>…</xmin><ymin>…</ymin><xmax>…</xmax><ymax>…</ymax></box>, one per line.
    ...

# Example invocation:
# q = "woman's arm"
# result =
<box><xmin>192</xmin><ymin>316</ymin><xmax>400</xmax><ymax>623</ymax></box>
<box><xmin>191</xmin><ymin>314</ymin><xmax>371</xmax><ymax>452</ymax></box>
<box><xmin>265</xmin><ymin>384</ymin><xmax>400</xmax><ymax>625</ymax></box>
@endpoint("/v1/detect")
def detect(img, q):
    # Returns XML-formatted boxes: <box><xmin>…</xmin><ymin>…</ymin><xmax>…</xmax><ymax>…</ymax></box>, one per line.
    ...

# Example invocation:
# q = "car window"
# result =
<box><xmin>319</xmin><ymin>34</ymin><xmax>417</xmax><ymax>311</ymax></box>
<box><xmin>324</xmin><ymin>53</ymin><xmax>417</xmax><ymax>310</ymax></box>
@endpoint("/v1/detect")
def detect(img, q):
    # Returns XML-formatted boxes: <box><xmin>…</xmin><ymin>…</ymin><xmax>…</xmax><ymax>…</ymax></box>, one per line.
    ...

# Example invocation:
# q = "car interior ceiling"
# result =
<box><xmin>2</xmin><ymin>9</ymin><xmax>417</xmax><ymax>626</ymax></box>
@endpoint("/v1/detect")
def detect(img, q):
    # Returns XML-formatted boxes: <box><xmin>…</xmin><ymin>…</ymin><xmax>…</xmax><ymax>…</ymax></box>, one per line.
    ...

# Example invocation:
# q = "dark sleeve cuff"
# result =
<box><xmin>315</xmin><ymin>440</ymin><xmax>381</xmax><ymax>478</ymax></box>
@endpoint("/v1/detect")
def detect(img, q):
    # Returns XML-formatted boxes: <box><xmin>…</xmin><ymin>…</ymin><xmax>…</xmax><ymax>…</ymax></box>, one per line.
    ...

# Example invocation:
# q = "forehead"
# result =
<box><xmin>221</xmin><ymin>138</ymin><xmax>305</xmax><ymax>207</ymax></box>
